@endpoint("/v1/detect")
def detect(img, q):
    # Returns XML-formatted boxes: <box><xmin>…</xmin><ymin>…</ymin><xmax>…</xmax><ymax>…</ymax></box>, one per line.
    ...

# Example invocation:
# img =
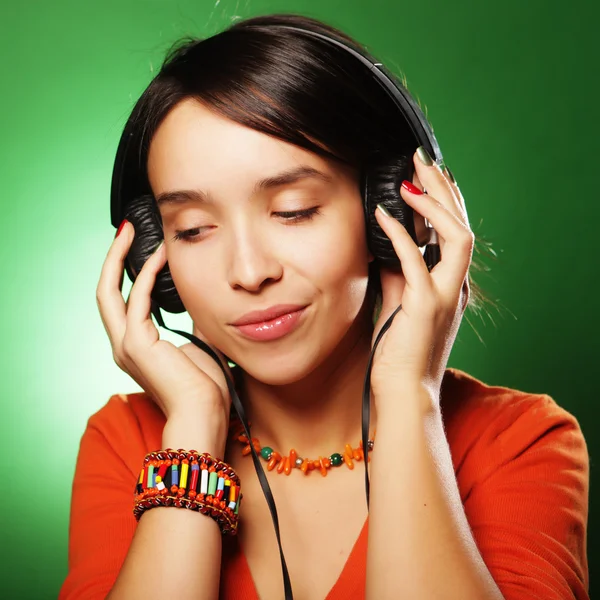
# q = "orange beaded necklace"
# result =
<box><xmin>229</xmin><ymin>418</ymin><xmax>376</xmax><ymax>477</ymax></box>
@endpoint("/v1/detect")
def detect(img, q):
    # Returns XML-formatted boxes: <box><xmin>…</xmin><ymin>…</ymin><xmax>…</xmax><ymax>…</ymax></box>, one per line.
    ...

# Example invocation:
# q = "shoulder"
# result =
<box><xmin>440</xmin><ymin>366</ymin><xmax>585</xmax><ymax>444</ymax></box>
<box><xmin>87</xmin><ymin>390</ymin><xmax>166</xmax><ymax>440</ymax></box>
<box><xmin>440</xmin><ymin>368</ymin><xmax>590</xmax><ymax>596</ymax></box>
<box><xmin>440</xmin><ymin>367</ymin><xmax>588</xmax><ymax>491</ymax></box>
<box><xmin>80</xmin><ymin>391</ymin><xmax>166</xmax><ymax>478</ymax></box>
<box><xmin>60</xmin><ymin>394</ymin><xmax>167</xmax><ymax>599</ymax></box>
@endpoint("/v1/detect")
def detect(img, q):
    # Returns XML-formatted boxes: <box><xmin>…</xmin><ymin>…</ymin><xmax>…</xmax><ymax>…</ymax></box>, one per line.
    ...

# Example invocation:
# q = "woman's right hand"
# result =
<box><xmin>95</xmin><ymin>220</ymin><xmax>233</xmax><ymax>428</ymax></box>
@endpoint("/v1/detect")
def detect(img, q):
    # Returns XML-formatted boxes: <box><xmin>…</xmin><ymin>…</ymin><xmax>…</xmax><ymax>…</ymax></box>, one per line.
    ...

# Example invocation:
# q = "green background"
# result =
<box><xmin>2</xmin><ymin>0</ymin><xmax>596</xmax><ymax>597</ymax></box>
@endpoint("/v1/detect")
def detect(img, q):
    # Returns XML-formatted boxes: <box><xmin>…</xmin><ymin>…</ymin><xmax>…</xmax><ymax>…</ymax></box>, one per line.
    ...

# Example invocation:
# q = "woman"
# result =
<box><xmin>59</xmin><ymin>13</ymin><xmax>589</xmax><ymax>600</ymax></box>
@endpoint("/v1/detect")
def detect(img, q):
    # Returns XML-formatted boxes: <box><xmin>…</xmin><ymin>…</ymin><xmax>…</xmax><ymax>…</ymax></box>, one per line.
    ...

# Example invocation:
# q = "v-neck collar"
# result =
<box><xmin>222</xmin><ymin>516</ymin><xmax>370</xmax><ymax>599</ymax></box>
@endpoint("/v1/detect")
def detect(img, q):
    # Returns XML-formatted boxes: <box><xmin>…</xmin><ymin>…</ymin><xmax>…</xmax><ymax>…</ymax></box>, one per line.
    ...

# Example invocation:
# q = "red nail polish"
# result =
<box><xmin>115</xmin><ymin>219</ymin><xmax>128</xmax><ymax>238</ymax></box>
<box><xmin>401</xmin><ymin>180</ymin><xmax>423</xmax><ymax>195</ymax></box>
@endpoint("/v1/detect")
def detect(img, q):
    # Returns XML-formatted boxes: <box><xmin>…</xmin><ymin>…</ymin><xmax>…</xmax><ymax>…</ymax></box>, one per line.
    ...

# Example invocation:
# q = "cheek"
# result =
<box><xmin>168</xmin><ymin>259</ymin><xmax>229</xmax><ymax>348</ymax></box>
<box><xmin>303</xmin><ymin>209</ymin><xmax>371</xmax><ymax>309</ymax></box>
<box><xmin>166</xmin><ymin>251</ymin><xmax>219</xmax><ymax>320</ymax></box>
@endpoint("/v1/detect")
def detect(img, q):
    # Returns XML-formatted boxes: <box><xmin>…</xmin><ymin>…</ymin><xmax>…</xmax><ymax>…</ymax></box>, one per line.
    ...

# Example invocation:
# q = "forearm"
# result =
<box><xmin>365</xmin><ymin>386</ymin><xmax>504</xmax><ymax>600</ymax></box>
<box><xmin>107</xmin><ymin>414</ymin><xmax>228</xmax><ymax>600</ymax></box>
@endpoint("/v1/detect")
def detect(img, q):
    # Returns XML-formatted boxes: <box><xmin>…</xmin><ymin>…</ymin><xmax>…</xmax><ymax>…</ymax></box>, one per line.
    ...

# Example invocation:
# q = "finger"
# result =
<box><xmin>375</xmin><ymin>204</ymin><xmax>432</xmax><ymax>292</ymax></box>
<box><xmin>413</xmin><ymin>148</ymin><xmax>467</xmax><ymax>226</ymax></box>
<box><xmin>443</xmin><ymin>165</ymin><xmax>468</xmax><ymax>220</ymax></box>
<box><xmin>399</xmin><ymin>185</ymin><xmax>474</xmax><ymax>293</ymax></box>
<box><xmin>378</xmin><ymin>266</ymin><xmax>407</xmax><ymax>313</ymax></box>
<box><xmin>414</xmin><ymin>161</ymin><xmax>468</xmax><ymax>241</ymax></box>
<box><xmin>409</xmin><ymin>172</ymin><xmax>430</xmax><ymax>246</ymax></box>
<box><xmin>439</xmin><ymin>166</ymin><xmax>471</xmax><ymax>305</ymax></box>
<box><xmin>96</xmin><ymin>221</ymin><xmax>134</xmax><ymax>343</ymax></box>
<box><xmin>181</xmin><ymin>339</ymin><xmax>232</xmax><ymax>400</ymax></box>
<box><xmin>126</xmin><ymin>239</ymin><xmax>167</xmax><ymax>327</ymax></box>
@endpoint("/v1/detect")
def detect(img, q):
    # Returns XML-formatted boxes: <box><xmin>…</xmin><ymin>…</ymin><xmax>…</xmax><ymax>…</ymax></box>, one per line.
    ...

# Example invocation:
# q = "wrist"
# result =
<box><xmin>373</xmin><ymin>381</ymin><xmax>439</xmax><ymax>417</ymax></box>
<box><xmin>163</xmin><ymin>412</ymin><xmax>228</xmax><ymax>458</ymax></box>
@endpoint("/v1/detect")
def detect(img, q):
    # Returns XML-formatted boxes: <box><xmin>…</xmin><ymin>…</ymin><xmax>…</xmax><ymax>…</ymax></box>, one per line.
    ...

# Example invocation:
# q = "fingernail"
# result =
<box><xmin>376</xmin><ymin>203</ymin><xmax>392</xmax><ymax>218</ymax></box>
<box><xmin>153</xmin><ymin>240</ymin><xmax>164</xmax><ymax>254</ymax></box>
<box><xmin>115</xmin><ymin>219</ymin><xmax>128</xmax><ymax>238</ymax></box>
<box><xmin>416</xmin><ymin>146</ymin><xmax>433</xmax><ymax>166</ymax></box>
<box><xmin>445</xmin><ymin>166</ymin><xmax>456</xmax><ymax>184</ymax></box>
<box><xmin>401</xmin><ymin>180</ymin><xmax>424</xmax><ymax>195</ymax></box>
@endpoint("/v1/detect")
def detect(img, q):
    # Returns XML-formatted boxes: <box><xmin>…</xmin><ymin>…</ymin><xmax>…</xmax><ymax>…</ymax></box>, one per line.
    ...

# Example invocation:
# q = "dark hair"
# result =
<box><xmin>122</xmin><ymin>12</ymin><xmax>498</xmax><ymax>334</ymax></box>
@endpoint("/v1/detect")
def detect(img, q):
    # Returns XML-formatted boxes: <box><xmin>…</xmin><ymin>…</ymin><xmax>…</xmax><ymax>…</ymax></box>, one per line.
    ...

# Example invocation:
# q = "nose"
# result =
<box><xmin>226</xmin><ymin>223</ymin><xmax>283</xmax><ymax>292</ymax></box>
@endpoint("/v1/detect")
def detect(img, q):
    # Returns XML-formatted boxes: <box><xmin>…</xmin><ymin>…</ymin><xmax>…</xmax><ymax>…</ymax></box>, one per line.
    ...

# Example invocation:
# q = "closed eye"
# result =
<box><xmin>173</xmin><ymin>207</ymin><xmax>322</xmax><ymax>243</ymax></box>
<box><xmin>275</xmin><ymin>207</ymin><xmax>321</xmax><ymax>222</ymax></box>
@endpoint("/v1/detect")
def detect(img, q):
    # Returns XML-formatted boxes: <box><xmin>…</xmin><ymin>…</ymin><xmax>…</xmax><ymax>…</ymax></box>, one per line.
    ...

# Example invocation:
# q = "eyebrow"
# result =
<box><xmin>155</xmin><ymin>165</ymin><xmax>334</xmax><ymax>208</ymax></box>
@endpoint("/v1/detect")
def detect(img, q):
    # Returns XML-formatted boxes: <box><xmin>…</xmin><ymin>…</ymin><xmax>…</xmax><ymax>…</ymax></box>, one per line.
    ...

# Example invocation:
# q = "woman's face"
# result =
<box><xmin>147</xmin><ymin>98</ymin><xmax>374</xmax><ymax>385</ymax></box>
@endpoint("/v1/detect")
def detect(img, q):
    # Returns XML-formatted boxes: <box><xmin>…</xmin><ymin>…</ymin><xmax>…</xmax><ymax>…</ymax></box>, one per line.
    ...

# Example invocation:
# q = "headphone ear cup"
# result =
<box><xmin>362</xmin><ymin>154</ymin><xmax>418</xmax><ymax>270</ymax></box>
<box><xmin>122</xmin><ymin>194</ymin><xmax>186</xmax><ymax>314</ymax></box>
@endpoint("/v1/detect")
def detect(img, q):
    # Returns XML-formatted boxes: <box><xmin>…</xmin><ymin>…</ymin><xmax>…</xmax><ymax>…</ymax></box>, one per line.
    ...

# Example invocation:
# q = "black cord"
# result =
<box><xmin>362</xmin><ymin>305</ymin><xmax>403</xmax><ymax>507</ymax></box>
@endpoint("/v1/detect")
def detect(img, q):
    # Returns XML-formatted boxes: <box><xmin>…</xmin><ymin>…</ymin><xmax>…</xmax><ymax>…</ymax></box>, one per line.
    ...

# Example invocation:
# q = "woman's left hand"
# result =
<box><xmin>370</xmin><ymin>148</ymin><xmax>473</xmax><ymax>407</ymax></box>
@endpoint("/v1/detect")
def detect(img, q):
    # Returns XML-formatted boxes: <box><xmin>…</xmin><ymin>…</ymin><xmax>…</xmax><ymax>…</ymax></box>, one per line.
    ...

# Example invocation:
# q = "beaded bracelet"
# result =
<box><xmin>133</xmin><ymin>448</ymin><xmax>242</xmax><ymax>536</ymax></box>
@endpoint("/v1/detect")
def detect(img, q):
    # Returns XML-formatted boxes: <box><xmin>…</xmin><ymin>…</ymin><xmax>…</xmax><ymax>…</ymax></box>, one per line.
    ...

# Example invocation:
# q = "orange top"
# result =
<box><xmin>58</xmin><ymin>368</ymin><xmax>590</xmax><ymax>599</ymax></box>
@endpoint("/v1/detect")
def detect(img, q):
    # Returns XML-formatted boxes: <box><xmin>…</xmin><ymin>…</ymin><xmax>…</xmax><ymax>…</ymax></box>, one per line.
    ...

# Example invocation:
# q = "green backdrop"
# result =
<box><xmin>2</xmin><ymin>0</ymin><xmax>596</xmax><ymax>597</ymax></box>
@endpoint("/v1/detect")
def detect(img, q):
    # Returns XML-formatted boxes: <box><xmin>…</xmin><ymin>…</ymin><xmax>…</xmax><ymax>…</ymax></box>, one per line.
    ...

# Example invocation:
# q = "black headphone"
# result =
<box><xmin>110</xmin><ymin>24</ymin><xmax>443</xmax><ymax>600</ymax></box>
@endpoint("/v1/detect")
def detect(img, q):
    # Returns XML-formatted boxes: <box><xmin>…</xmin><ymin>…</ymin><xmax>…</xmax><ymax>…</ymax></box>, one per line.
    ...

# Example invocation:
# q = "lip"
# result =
<box><xmin>231</xmin><ymin>306</ymin><xmax>308</xmax><ymax>342</ymax></box>
<box><xmin>230</xmin><ymin>304</ymin><xmax>308</xmax><ymax>326</ymax></box>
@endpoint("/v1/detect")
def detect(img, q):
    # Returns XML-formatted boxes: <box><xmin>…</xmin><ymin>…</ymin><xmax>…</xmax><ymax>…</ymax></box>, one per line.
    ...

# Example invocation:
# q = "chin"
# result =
<box><xmin>232</xmin><ymin>349</ymin><xmax>323</xmax><ymax>387</ymax></box>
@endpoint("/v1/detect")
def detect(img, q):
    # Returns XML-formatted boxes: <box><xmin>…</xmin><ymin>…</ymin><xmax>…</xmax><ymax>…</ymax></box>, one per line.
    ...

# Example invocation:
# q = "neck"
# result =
<box><xmin>235</xmin><ymin>304</ymin><xmax>377</xmax><ymax>459</ymax></box>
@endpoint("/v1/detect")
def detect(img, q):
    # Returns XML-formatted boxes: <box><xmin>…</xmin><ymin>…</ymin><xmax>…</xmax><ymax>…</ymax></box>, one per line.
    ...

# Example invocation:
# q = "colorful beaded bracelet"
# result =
<box><xmin>133</xmin><ymin>448</ymin><xmax>242</xmax><ymax>536</ymax></box>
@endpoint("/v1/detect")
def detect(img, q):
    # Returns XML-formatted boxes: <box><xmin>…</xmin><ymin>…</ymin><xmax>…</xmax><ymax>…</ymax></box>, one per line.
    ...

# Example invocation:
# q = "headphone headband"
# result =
<box><xmin>276</xmin><ymin>26</ymin><xmax>442</xmax><ymax>163</ymax></box>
